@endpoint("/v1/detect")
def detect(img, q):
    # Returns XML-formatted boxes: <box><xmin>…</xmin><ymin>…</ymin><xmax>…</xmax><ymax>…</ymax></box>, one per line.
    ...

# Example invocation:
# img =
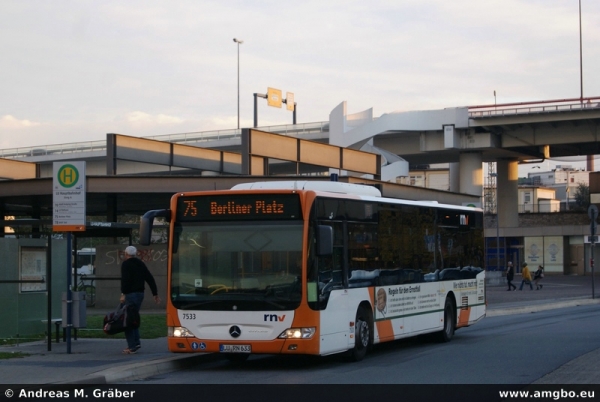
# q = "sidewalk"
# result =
<box><xmin>0</xmin><ymin>337</ymin><xmax>207</xmax><ymax>385</ymax></box>
<box><xmin>1</xmin><ymin>274</ymin><xmax>600</xmax><ymax>385</ymax></box>
<box><xmin>486</xmin><ymin>273</ymin><xmax>600</xmax><ymax>316</ymax></box>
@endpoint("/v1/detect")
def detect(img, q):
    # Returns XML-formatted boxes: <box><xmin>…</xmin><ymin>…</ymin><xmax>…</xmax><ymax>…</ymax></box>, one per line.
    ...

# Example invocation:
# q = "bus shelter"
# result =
<box><xmin>0</xmin><ymin>220</ymin><xmax>135</xmax><ymax>350</ymax></box>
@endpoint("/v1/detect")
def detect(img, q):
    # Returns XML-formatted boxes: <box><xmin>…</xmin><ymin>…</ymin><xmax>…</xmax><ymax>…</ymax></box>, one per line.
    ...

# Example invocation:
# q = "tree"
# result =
<box><xmin>574</xmin><ymin>183</ymin><xmax>590</xmax><ymax>210</ymax></box>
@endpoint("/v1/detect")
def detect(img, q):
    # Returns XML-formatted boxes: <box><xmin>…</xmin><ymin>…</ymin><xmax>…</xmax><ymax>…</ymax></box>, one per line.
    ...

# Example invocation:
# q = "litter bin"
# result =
<box><xmin>62</xmin><ymin>291</ymin><xmax>87</xmax><ymax>328</ymax></box>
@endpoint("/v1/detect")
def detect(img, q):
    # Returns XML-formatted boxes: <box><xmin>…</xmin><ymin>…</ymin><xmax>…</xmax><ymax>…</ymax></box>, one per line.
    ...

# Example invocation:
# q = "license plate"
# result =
<box><xmin>219</xmin><ymin>344</ymin><xmax>251</xmax><ymax>353</ymax></box>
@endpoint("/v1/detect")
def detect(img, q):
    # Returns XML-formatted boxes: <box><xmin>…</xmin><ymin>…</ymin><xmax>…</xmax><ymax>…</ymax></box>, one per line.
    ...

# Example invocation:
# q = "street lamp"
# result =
<box><xmin>579</xmin><ymin>0</ymin><xmax>583</xmax><ymax>102</ymax></box>
<box><xmin>233</xmin><ymin>38</ymin><xmax>243</xmax><ymax>129</ymax></box>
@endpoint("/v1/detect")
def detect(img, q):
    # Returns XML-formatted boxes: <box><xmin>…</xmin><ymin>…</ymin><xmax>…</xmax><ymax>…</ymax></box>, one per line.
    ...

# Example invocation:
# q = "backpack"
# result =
<box><xmin>103</xmin><ymin>303</ymin><xmax>140</xmax><ymax>335</ymax></box>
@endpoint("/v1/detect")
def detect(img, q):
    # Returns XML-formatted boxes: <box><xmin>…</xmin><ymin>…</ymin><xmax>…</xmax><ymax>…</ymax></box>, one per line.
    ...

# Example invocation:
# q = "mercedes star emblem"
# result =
<box><xmin>229</xmin><ymin>325</ymin><xmax>241</xmax><ymax>338</ymax></box>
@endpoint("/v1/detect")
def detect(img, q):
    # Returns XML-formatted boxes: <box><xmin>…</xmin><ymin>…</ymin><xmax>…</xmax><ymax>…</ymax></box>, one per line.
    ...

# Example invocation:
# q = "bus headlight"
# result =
<box><xmin>278</xmin><ymin>327</ymin><xmax>316</xmax><ymax>339</ymax></box>
<box><xmin>168</xmin><ymin>326</ymin><xmax>194</xmax><ymax>338</ymax></box>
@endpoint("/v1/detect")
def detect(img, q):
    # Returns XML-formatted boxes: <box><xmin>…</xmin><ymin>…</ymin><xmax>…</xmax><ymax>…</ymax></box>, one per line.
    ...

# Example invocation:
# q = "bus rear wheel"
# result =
<box><xmin>348</xmin><ymin>306</ymin><xmax>372</xmax><ymax>362</ymax></box>
<box><xmin>436</xmin><ymin>297</ymin><xmax>456</xmax><ymax>343</ymax></box>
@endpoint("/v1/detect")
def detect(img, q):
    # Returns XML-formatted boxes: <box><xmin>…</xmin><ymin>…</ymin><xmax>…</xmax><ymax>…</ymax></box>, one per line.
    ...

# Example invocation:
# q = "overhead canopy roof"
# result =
<box><xmin>0</xmin><ymin>175</ymin><xmax>479</xmax><ymax>219</ymax></box>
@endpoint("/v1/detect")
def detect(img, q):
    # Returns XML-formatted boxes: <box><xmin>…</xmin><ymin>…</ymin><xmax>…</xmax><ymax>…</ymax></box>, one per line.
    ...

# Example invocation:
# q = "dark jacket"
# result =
<box><xmin>506</xmin><ymin>265</ymin><xmax>514</xmax><ymax>281</ymax></box>
<box><xmin>121</xmin><ymin>257</ymin><xmax>158</xmax><ymax>296</ymax></box>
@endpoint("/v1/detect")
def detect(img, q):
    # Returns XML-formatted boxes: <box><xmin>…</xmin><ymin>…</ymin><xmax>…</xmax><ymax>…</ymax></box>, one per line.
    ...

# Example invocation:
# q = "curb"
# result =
<box><xmin>59</xmin><ymin>353</ymin><xmax>220</xmax><ymax>385</ymax></box>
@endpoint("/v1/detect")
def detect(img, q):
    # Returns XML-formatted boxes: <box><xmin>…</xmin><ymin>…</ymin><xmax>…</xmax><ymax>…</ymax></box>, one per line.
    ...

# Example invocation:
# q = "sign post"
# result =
<box><xmin>53</xmin><ymin>162</ymin><xmax>86</xmax><ymax>353</ymax></box>
<box><xmin>253</xmin><ymin>88</ymin><xmax>297</xmax><ymax>127</ymax></box>
<box><xmin>588</xmin><ymin>205</ymin><xmax>598</xmax><ymax>299</ymax></box>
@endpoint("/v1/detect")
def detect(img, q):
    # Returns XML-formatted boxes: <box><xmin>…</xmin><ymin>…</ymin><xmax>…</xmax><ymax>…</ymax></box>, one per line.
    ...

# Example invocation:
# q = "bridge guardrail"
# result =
<box><xmin>0</xmin><ymin>121</ymin><xmax>329</xmax><ymax>159</ymax></box>
<box><xmin>469</xmin><ymin>97</ymin><xmax>600</xmax><ymax>118</ymax></box>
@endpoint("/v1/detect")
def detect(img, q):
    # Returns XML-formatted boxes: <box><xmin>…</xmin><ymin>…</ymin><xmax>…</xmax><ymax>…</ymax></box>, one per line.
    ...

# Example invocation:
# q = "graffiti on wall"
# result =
<box><xmin>94</xmin><ymin>244</ymin><xmax>168</xmax><ymax>278</ymax></box>
<box><xmin>101</xmin><ymin>247</ymin><xmax>168</xmax><ymax>267</ymax></box>
<box><xmin>93</xmin><ymin>244</ymin><xmax>168</xmax><ymax>310</ymax></box>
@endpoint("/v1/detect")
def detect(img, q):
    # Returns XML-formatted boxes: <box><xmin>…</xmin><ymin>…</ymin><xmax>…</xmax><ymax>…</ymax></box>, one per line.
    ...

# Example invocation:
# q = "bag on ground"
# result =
<box><xmin>103</xmin><ymin>303</ymin><xmax>140</xmax><ymax>335</ymax></box>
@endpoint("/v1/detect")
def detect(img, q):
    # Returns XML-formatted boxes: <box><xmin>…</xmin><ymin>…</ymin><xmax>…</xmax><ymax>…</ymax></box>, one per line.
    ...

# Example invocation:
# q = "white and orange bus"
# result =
<box><xmin>140</xmin><ymin>181</ymin><xmax>486</xmax><ymax>362</ymax></box>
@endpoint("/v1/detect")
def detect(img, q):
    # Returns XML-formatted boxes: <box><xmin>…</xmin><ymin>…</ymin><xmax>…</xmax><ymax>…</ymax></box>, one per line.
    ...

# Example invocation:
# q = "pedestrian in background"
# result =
<box><xmin>519</xmin><ymin>262</ymin><xmax>533</xmax><ymax>291</ymax></box>
<box><xmin>534</xmin><ymin>265</ymin><xmax>545</xmax><ymax>290</ymax></box>
<box><xmin>506</xmin><ymin>261</ymin><xmax>516</xmax><ymax>291</ymax></box>
<box><xmin>120</xmin><ymin>246</ymin><xmax>161</xmax><ymax>354</ymax></box>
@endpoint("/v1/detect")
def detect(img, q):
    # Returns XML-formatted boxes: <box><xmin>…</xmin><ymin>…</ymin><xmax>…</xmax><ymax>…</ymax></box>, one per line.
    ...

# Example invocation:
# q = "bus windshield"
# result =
<box><xmin>171</xmin><ymin>222</ymin><xmax>303</xmax><ymax>311</ymax></box>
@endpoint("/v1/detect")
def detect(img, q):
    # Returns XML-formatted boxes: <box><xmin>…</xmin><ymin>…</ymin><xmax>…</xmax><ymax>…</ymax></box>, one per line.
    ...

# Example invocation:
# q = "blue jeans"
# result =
<box><xmin>124</xmin><ymin>292</ymin><xmax>144</xmax><ymax>349</ymax></box>
<box><xmin>519</xmin><ymin>280</ymin><xmax>533</xmax><ymax>290</ymax></box>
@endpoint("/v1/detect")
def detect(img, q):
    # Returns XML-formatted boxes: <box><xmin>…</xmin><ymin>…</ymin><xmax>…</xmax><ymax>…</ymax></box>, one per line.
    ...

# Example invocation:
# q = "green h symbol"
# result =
<box><xmin>58</xmin><ymin>164</ymin><xmax>79</xmax><ymax>188</ymax></box>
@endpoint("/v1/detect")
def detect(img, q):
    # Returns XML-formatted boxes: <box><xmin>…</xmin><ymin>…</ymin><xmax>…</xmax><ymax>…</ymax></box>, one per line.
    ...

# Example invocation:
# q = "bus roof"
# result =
<box><xmin>231</xmin><ymin>181</ymin><xmax>482</xmax><ymax>212</ymax></box>
<box><xmin>231</xmin><ymin>181</ymin><xmax>382</xmax><ymax>197</ymax></box>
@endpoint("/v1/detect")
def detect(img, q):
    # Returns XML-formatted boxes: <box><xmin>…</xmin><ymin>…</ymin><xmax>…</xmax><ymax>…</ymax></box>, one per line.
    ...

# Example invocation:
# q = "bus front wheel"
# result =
<box><xmin>348</xmin><ymin>306</ymin><xmax>372</xmax><ymax>362</ymax></box>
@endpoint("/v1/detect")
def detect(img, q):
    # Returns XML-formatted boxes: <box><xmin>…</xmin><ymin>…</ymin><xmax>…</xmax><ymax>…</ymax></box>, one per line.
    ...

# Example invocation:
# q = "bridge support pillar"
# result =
<box><xmin>449</xmin><ymin>162</ymin><xmax>460</xmax><ymax>193</ymax></box>
<box><xmin>497</xmin><ymin>159</ymin><xmax>519</xmax><ymax>228</ymax></box>
<box><xmin>458</xmin><ymin>152</ymin><xmax>483</xmax><ymax>199</ymax></box>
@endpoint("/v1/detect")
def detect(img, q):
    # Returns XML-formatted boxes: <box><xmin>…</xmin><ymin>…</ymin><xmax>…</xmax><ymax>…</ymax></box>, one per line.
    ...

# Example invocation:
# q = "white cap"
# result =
<box><xmin>125</xmin><ymin>246</ymin><xmax>137</xmax><ymax>256</ymax></box>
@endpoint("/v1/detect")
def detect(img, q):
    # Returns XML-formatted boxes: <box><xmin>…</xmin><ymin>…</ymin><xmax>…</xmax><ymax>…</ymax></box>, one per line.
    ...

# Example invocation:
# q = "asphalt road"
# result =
<box><xmin>123</xmin><ymin>304</ymin><xmax>600</xmax><ymax>384</ymax></box>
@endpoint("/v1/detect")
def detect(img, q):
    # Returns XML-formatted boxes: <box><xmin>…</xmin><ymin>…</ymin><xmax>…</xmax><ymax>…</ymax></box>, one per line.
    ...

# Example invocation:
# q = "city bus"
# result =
<box><xmin>140</xmin><ymin>181</ymin><xmax>486</xmax><ymax>362</ymax></box>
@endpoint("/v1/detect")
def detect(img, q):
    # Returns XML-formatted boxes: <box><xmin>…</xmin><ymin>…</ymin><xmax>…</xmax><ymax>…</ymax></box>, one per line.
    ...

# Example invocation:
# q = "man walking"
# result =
<box><xmin>506</xmin><ymin>261</ymin><xmax>516</xmax><ymax>291</ymax></box>
<box><xmin>120</xmin><ymin>246</ymin><xmax>161</xmax><ymax>354</ymax></box>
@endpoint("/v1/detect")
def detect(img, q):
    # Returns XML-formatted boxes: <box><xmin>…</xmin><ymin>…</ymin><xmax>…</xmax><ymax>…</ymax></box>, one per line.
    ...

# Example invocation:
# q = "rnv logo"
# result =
<box><xmin>264</xmin><ymin>314</ymin><xmax>286</xmax><ymax>322</ymax></box>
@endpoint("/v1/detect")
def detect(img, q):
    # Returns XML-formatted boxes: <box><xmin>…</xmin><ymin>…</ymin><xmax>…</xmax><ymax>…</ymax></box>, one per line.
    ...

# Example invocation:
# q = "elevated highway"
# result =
<box><xmin>369</xmin><ymin>97</ymin><xmax>600</xmax><ymax>166</ymax></box>
<box><xmin>3</xmin><ymin>97</ymin><xmax>599</xmax><ymax>169</ymax></box>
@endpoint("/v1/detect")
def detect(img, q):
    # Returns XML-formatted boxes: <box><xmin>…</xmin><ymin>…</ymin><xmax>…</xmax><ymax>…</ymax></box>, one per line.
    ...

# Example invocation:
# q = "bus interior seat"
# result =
<box><xmin>424</xmin><ymin>269</ymin><xmax>440</xmax><ymax>282</ymax></box>
<box><xmin>459</xmin><ymin>268</ymin><xmax>473</xmax><ymax>279</ymax></box>
<box><xmin>376</xmin><ymin>269</ymin><xmax>401</xmax><ymax>285</ymax></box>
<box><xmin>439</xmin><ymin>268</ymin><xmax>461</xmax><ymax>280</ymax></box>
<box><xmin>460</xmin><ymin>266</ymin><xmax>483</xmax><ymax>279</ymax></box>
<box><xmin>406</xmin><ymin>269</ymin><xmax>424</xmax><ymax>283</ymax></box>
<box><xmin>348</xmin><ymin>269</ymin><xmax>380</xmax><ymax>288</ymax></box>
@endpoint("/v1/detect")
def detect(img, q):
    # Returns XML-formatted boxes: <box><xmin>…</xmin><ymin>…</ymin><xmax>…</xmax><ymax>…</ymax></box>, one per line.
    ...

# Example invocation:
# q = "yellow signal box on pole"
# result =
<box><xmin>286</xmin><ymin>92</ymin><xmax>294</xmax><ymax>111</ymax></box>
<box><xmin>267</xmin><ymin>87</ymin><xmax>282</xmax><ymax>108</ymax></box>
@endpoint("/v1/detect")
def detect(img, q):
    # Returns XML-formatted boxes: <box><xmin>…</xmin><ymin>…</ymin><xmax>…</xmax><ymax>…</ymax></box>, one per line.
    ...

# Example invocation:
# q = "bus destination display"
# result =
<box><xmin>177</xmin><ymin>194</ymin><xmax>302</xmax><ymax>221</ymax></box>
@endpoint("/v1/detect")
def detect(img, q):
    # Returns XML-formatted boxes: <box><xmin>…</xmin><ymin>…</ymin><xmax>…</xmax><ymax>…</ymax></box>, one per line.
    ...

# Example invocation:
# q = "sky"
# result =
<box><xmin>1</xmin><ymin>1</ymin><xmax>599</xmax><ymax>176</ymax></box>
